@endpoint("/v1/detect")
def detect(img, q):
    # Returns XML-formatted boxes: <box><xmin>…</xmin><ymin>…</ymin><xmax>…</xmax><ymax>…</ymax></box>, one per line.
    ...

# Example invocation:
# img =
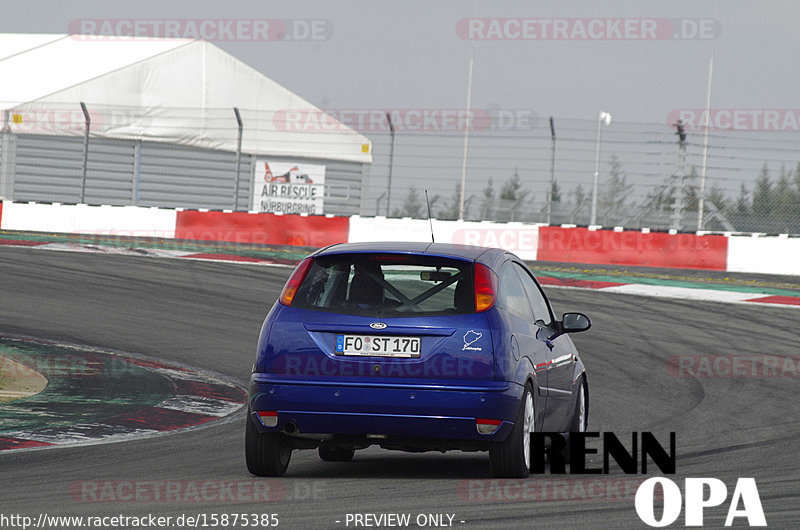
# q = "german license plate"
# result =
<box><xmin>335</xmin><ymin>335</ymin><xmax>421</xmax><ymax>358</ymax></box>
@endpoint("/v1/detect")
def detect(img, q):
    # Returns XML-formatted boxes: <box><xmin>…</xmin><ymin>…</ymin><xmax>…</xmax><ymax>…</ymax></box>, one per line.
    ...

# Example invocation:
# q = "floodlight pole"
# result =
<box><xmin>458</xmin><ymin>48</ymin><xmax>474</xmax><ymax>220</ymax></box>
<box><xmin>697</xmin><ymin>51</ymin><xmax>714</xmax><ymax>230</ymax></box>
<box><xmin>233</xmin><ymin>107</ymin><xmax>244</xmax><ymax>211</ymax></box>
<box><xmin>546</xmin><ymin>116</ymin><xmax>556</xmax><ymax>225</ymax></box>
<box><xmin>590</xmin><ymin>111</ymin><xmax>609</xmax><ymax>226</ymax></box>
<box><xmin>385</xmin><ymin>112</ymin><xmax>395</xmax><ymax>216</ymax></box>
<box><xmin>80</xmin><ymin>102</ymin><xmax>91</xmax><ymax>203</ymax></box>
<box><xmin>672</xmin><ymin>140</ymin><xmax>687</xmax><ymax>230</ymax></box>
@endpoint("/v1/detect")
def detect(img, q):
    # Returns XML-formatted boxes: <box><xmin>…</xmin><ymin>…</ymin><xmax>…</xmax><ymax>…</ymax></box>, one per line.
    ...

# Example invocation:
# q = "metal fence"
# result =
<box><xmin>0</xmin><ymin>102</ymin><xmax>368</xmax><ymax>216</ymax></box>
<box><xmin>2</xmin><ymin>103</ymin><xmax>800</xmax><ymax>234</ymax></box>
<box><xmin>364</xmin><ymin>114</ymin><xmax>800</xmax><ymax>234</ymax></box>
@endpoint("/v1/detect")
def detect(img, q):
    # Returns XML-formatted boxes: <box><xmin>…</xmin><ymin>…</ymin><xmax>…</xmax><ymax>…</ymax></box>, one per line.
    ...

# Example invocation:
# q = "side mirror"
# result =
<box><xmin>561</xmin><ymin>312</ymin><xmax>591</xmax><ymax>333</ymax></box>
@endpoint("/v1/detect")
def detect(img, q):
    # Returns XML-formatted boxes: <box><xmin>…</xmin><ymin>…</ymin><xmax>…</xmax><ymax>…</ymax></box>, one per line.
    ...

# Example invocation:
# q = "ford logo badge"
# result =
<box><xmin>370</xmin><ymin>322</ymin><xmax>387</xmax><ymax>330</ymax></box>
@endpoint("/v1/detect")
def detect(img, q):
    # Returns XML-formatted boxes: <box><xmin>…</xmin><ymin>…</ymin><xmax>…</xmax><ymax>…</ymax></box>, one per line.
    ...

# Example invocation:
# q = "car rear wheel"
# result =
<box><xmin>245</xmin><ymin>416</ymin><xmax>291</xmax><ymax>476</ymax></box>
<box><xmin>489</xmin><ymin>383</ymin><xmax>534</xmax><ymax>478</ymax></box>
<box><xmin>318</xmin><ymin>444</ymin><xmax>355</xmax><ymax>462</ymax></box>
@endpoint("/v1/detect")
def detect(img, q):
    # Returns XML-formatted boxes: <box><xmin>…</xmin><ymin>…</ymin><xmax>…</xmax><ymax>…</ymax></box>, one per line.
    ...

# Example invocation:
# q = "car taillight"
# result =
<box><xmin>476</xmin><ymin>418</ymin><xmax>502</xmax><ymax>434</ymax></box>
<box><xmin>279</xmin><ymin>257</ymin><xmax>313</xmax><ymax>306</ymax></box>
<box><xmin>474</xmin><ymin>263</ymin><xmax>497</xmax><ymax>312</ymax></box>
<box><xmin>257</xmin><ymin>410</ymin><xmax>278</xmax><ymax>427</ymax></box>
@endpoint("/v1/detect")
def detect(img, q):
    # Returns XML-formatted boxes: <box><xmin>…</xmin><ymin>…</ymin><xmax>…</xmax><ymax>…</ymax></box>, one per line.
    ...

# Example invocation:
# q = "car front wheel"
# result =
<box><xmin>570</xmin><ymin>378</ymin><xmax>587</xmax><ymax>432</ymax></box>
<box><xmin>563</xmin><ymin>376</ymin><xmax>588</xmax><ymax>465</ymax></box>
<box><xmin>489</xmin><ymin>383</ymin><xmax>534</xmax><ymax>478</ymax></box>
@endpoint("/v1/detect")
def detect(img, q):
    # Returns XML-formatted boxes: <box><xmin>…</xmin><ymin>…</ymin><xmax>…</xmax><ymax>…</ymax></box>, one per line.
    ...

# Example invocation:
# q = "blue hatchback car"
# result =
<box><xmin>246</xmin><ymin>242</ymin><xmax>591</xmax><ymax>477</ymax></box>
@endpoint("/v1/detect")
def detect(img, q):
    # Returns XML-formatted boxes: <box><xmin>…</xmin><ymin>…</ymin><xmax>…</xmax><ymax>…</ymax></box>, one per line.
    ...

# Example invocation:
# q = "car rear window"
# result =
<box><xmin>291</xmin><ymin>253</ymin><xmax>474</xmax><ymax>316</ymax></box>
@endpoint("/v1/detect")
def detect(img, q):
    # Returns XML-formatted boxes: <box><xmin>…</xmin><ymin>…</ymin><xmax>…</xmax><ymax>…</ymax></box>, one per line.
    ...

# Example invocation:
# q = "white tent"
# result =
<box><xmin>0</xmin><ymin>34</ymin><xmax>372</xmax><ymax>164</ymax></box>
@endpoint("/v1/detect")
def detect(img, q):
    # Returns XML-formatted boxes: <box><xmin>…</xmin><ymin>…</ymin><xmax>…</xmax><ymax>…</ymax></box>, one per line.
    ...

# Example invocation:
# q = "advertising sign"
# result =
<box><xmin>252</xmin><ymin>160</ymin><xmax>325</xmax><ymax>214</ymax></box>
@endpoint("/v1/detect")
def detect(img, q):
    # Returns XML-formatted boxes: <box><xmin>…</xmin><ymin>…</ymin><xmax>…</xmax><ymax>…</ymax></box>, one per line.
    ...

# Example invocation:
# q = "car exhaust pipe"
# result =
<box><xmin>283</xmin><ymin>422</ymin><xmax>298</xmax><ymax>434</ymax></box>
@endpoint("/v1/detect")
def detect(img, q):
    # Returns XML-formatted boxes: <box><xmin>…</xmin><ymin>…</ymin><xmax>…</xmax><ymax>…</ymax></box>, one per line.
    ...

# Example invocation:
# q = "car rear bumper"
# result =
<box><xmin>248</xmin><ymin>374</ymin><xmax>523</xmax><ymax>442</ymax></box>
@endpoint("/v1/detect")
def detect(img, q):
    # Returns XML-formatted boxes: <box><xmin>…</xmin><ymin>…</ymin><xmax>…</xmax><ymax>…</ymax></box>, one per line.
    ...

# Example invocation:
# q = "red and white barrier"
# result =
<box><xmin>1</xmin><ymin>201</ymin><xmax>798</xmax><ymax>276</ymax></box>
<box><xmin>0</xmin><ymin>202</ymin><xmax>349</xmax><ymax>248</ymax></box>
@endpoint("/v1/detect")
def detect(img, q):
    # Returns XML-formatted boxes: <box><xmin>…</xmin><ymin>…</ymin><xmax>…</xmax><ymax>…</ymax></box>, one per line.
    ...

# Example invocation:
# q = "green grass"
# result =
<box><xmin>0</xmin><ymin>371</ymin><xmax>13</xmax><ymax>403</ymax></box>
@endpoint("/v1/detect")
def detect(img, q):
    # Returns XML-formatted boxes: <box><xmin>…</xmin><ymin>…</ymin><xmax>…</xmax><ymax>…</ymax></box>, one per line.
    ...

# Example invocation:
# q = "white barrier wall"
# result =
<box><xmin>0</xmin><ymin>202</ymin><xmax>177</xmax><ymax>238</ymax></box>
<box><xmin>727</xmin><ymin>236</ymin><xmax>800</xmax><ymax>275</ymax></box>
<box><xmin>347</xmin><ymin>216</ymin><xmax>540</xmax><ymax>260</ymax></box>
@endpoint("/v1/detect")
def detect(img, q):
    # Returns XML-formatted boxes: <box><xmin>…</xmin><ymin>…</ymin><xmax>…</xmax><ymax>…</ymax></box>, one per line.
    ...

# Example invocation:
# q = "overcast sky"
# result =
<box><xmin>3</xmin><ymin>0</ymin><xmax>798</xmax><ymax>124</ymax></box>
<box><xmin>4</xmin><ymin>0</ymin><xmax>800</xmax><ymax>222</ymax></box>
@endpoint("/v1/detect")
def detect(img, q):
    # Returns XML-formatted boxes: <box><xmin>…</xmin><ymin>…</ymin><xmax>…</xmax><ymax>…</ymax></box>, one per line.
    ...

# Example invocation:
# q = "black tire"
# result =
<box><xmin>318</xmin><ymin>444</ymin><xmax>355</xmax><ymax>462</ymax></box>
<box><xmin>563</xmin><ymin>377</ymin><xmax>587</xmax><ymax>465</ymax></box>
<box><xmin>569</xmin><ymin>377</ymin><xmax>588</xmax><ymax>432</ymax></box>
<box><xmin>245</xmin><ymin>416</ymin><xmax>291</xmax><ymax>477</ymax></box>
<box><xmin>489</xmin><ymin>383</ymin><xmax>534</xmax><ymax>478</ymax></box>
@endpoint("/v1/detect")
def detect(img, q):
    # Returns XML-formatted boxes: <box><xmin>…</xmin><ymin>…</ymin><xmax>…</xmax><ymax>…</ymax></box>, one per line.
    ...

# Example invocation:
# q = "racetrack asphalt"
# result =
<box><xmin>0</xmin><ymin>245</ymin><xmax>799</xmax><ymax>528</ymax></box>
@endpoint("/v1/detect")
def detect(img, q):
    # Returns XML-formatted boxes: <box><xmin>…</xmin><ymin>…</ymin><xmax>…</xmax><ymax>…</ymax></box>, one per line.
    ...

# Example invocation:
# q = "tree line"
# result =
<box><xmin>390</xmin><ymin>157</ymin><xmax>800</xmax><ymax>233</ymax></box>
